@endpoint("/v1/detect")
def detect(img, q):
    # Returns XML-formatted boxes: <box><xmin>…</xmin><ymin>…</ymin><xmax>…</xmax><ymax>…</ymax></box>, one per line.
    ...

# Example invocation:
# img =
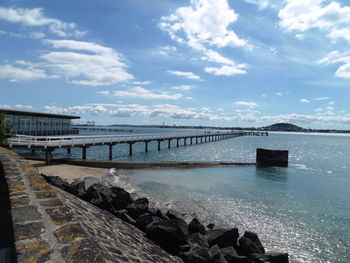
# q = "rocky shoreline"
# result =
<box><xmin>42</xmin><ymin>173</ymin><xmax>289</xmax><ymax>263</ymax></box>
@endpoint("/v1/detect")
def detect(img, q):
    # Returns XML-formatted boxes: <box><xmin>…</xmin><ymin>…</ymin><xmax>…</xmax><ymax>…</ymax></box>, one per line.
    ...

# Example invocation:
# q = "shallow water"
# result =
<box><xmin>24</xmin><ymin>128</ymin><xmax>350</xmax><ymax>262</ymax></box>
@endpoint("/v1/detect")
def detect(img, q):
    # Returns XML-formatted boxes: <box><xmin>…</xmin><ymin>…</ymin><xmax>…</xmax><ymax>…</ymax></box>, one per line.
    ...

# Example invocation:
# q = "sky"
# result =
<box><xmin>1</xmin><ymin>0</ymin><xmax>350</xmax><ymax>129</ymax></box>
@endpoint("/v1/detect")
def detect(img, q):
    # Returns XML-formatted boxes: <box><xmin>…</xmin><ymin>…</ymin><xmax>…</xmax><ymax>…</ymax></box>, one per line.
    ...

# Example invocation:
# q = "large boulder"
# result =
<box><xmin>220</xmin><ymin>247</ymin><xmax>253</xmax><ymax>263</ymax></box>
<box><xmin>69</xmin><ymin>180</ymin><xmax>87</xmax><ymax>198</ymax></box>
<box><xmin>182</xmin><ymin>245</ymin><xmax>212</xmax><ymax>263</ymax></box>
<box><xmin>136</xmin><ymin>213</ymin><xmax>161</xmax><ymax>231</ymax></box>
<box><xmin>188</xmin><ymin>233</ymin><xmax>209</xmax><ymax>249</ymax></box>
<box><xmin>238</xmin><ymin>237</ymin><xmax>264</xmax><ymax>256</ymax></box>
<box><xmin>188</xmin><ymin>218</ymin><xmax>206</xmax><ymax>235</ymax></box>
<box><xmin>110</xmin><ymin>186</ymin><xmax>133</xmax><ymax>210</ymax></box>
<box><xmin>243</xmin><ymin>232</ymin><xmax>265</xmax><ymax>254</ymax></box>
<box><xmin>85</xmin><ymin>183</ymin><xmax>114</xmax><ymax>210</ymax></box>
<box><xmin>111</xmin><ymin>209</ymin><xmax>136</xmax><ymax>225</ymax></box>
<box><xmin>166</xmin><ymin>209</ymin><xmax>185</xmax><ymax>221</ymax></box>
<box><xmin>42</xmin><ymin>175</ymin><xmax>70</xmax><ymax>191</ymax></box>
<box><xmin>208</xmin><ymin>245</ymin><xmax>228</xmax><ymax>263</ymax></box>
<box><xmin>126</xmin><ymin>197</ymin><xmax>149</xmax><ymax>219</ymax></box>
<box><xmin>146</xmin><ymin>218</ymin><xmax>189</xmax><ymax>254</ymax></box>
<box><xmin>208</xmin><ymin>228</ymin><xmax>240</xmax><ymax>249</ymax></box>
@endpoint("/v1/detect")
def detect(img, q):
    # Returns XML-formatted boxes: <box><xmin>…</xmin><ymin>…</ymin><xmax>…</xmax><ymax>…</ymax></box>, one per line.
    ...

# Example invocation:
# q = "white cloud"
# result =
<box><xmin>275</xmin><ymin>92</ymin><xmax>282</xmax><ymax>96</ymax></box>
<box><xmin>262</xmin><ymin>94</ymin><xmax>267</xmax><ymax>98</ymax></box>
<box><xmin>0</xmin><ymin>62</ymin><xmax>52</xmax><ymax>82</ymax></box>
<box><xmin>328</xmin><ymin>101</ymin><xmax>335</xmax><ymax>105</ymax></box>
<box><xmin>42</xmin><ymin>105</ymin><xmax>107</xmax><ymax>115</ymax></box>
<box><xmin>300</xmin><ymin>98</ymin><xmax>310</xmax><ymax>103</ymax></box>
<box><xmin>279</xmin><ymin>1</ymin><xmax>350</xmax><ymax>33</ymax></box>
<box><xmin>159</xmin><ymin>0</ymin><xmax>247</xmax><ymax>49</ymax></box>
<box><xmin>153</xmin><ymin>46</ymin><xmax>178</xmax><ymax>56</ymax></box>
<box><xmin>0</xmin><ymin>7</ymin><xmax>85</xmax><ymax>37</ymax></box>
<box><xmin>15</xmin><ymin>104</ymin><xmax>32</xmax><ymax>110</ymax></box>
<box><xmin>295</xmin><ymin>33</ymin><xmax>304</xmax><ymax>40</ymax></box>
<box><xmin>314</xmin><ymin>108</ymin><xmax>323</xmax><ymax>112</ymax></box>
<box><xmin>100</xmin><ymin>87</ymin><xmax>183</xmax><ymax>100</ymax></box>
<box><xmin>132</xmin><ymin>81</ymin><xmax>152</xmax><ymax>85</ymax></box>
<box><xmin>234</xmin><ymin>101</ymin><xmax>258</xmax><ymax>108</ymax></box>
<box><xmin>314</xmin><ymin>96</ymin><xmax>330</xmax><ymax>101</ymax></box>
<box><xmin>168</xmin><ymin>70</ymin><xmax>201</xmax><ymax>80</ymax></box>
<box><xmin>205</xmin><ymin>64</ymin><xmax>247</xmax><ymax>76</ymax></box>
<box><xmin>328</xmin><ymin>27</ymin><xmax>350</xmax><ymax>43</ymax></box>
<box><xmin>159</xmin><ymin>0</ymin><xmax>249</xmax><ymax>76</ymax></box>
<box><xmin>171</xmin><ymin>85</ymin><xmax>194</xmax><ymax>90</ymax></box>
<box><xmin>244</xmin><ymin>0</ymin><xmax>269</xmax><ymax>9</ymax></box>
<box><xmin>42</xmin><ymin>39</ymin><xmax>133</xmax><ymax>86</ymax></box>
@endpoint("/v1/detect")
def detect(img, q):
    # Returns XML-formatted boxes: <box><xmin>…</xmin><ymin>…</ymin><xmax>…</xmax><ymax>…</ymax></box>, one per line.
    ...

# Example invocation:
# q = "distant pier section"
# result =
<box><xmin>8</xmin><ymin>131</ymin><xmax>268</xmax><ymax>164</ymax></box>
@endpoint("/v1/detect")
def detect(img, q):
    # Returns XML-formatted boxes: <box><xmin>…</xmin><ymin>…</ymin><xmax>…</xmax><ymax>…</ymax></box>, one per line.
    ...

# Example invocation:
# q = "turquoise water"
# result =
<box><xmin>31</xmin><ymin>129</ymin><xmax>350</xmax><ymax>262</ymax></box>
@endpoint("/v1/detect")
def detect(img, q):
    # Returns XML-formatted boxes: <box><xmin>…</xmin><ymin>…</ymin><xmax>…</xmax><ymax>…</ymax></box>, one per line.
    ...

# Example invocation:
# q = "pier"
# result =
<box><xmin>7</xmin><ymin>131</ymin><xmax>268</xmax><ymax>164</ymax></box>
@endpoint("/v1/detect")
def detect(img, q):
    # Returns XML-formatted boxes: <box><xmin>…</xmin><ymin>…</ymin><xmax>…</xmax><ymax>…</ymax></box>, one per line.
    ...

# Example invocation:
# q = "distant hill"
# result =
<box><xmin>262</xmin><ymin>123</ymin><xmax>304</xmax><ymax>132</ymax></box>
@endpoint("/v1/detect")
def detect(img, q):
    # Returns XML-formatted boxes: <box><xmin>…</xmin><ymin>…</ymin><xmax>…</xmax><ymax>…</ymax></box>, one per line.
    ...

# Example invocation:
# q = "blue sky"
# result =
<box><xmin>1</xmin><ymin>0</ymin><xmax>350</xmax><ymax>128</ymax></box>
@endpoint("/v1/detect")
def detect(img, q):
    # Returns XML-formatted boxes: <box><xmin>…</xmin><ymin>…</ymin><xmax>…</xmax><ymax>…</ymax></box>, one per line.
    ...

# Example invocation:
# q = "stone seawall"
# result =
<box><xmin>0</xmin><ymin>147</ymin><xmax>182</xmax><ymax>263</ymax></box>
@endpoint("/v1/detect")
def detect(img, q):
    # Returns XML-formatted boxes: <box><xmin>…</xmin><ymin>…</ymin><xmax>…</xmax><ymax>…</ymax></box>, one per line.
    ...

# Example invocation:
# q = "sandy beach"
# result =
<box><xmin>29</xmin><ymin>160</ymin><xmax>110</xmax><ymax>183</ymax></box>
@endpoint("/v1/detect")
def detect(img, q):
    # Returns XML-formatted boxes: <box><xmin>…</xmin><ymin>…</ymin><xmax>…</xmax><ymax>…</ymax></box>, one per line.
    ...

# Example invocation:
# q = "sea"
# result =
<box><xmin>31</xmin><ymin>126</ymin><xmax>350</xmax><ymax>263</ymax></box>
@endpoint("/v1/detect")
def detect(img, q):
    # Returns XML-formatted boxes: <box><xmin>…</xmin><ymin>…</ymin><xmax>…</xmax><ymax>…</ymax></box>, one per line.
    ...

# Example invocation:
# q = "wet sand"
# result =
<box><xmin>29</xmin><ymin>160</ymin><xmax>110</xmax><ymax>183</ymax></box>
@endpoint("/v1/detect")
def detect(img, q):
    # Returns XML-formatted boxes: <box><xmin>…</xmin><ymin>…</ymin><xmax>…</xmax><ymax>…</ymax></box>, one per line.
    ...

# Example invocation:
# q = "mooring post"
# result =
<box><xmin>158</xmin><ymin>140</ymin><xmax>161</xmax><ymax>151</ymax></box>
<box><xmin>256</xmin><ymin>148</ymin><xmax>289</xmax><ymax>167</ymax></box>
<box><xmin>67</xmin><ymin>148</ymin><xmax>71</xmax><ymax>154</ymax></box>
<box><xmin>190</xmin><ymin>137</ymin><xmax>193</xmax><ymax>145</ymax></box>
<box><xmin>201</xmin><ymin>137</ymin><xmax>203</xmax><ymax>143</ymax></box>
<box><xmin>109</xmin><ymin>144</ymin><xmax>113</xmax><ymax>160</ymax></box>
<box><xmin>168</xmin><ymin>139</ymin><xmax>171</xmax><ymax>149</ymax></box>
<box><xmin>176</xmin><ymin>138</ymin><xmax>180</xmax><ymax>147</ymax></box>
<box><xmin>145</xmin><ymin>141</ymin><xmax>149</xmax><ymax>153</ymax></box>
<box><xmin>196</xmin><ymin>137</ymin><xmax>198</xmax><ymax>144</ymax></box>
<box><xmin>184</xmin><ymin>138</ymin><xmax>187</xmax><ymax>146</ymax></box>
<box><xmin>82</xmin><ymin>147</ymin><xmax>87</xmax><ymax>160</ymax></box>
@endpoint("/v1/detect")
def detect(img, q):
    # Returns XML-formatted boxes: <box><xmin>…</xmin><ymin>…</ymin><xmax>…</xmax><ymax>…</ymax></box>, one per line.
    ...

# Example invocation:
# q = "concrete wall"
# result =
<box><xmin>0</xmin><ymin>147</ymin><xmax>182</xmax><ymax>263</ymax></box>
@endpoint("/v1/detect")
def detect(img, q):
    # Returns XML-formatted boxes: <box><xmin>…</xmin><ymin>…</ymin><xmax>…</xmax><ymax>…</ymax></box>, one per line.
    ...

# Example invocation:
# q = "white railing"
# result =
<box><xmin>7</xmin><ymin>131</ymin><xmax>240</xmax><ymax>149</ymax></box>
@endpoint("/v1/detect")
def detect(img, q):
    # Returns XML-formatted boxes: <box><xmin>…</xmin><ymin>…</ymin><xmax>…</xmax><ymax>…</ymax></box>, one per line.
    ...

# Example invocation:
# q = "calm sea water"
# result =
<box><xmin>31</xmin><ymin>127</ymin><xmax>350</xmax><ymax>262</ymax></box>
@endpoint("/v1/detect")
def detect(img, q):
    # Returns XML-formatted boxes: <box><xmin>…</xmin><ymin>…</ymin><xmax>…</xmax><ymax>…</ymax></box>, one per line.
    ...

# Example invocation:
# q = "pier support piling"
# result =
<box><xmin>184</xmin><ymin>138</ymin><xmax>187</xmax><ymax>146</ymax></box>
<box><xmin>176</xmin><ymin>139</ymin><xmax>179</xmax><ymax>147</ymax></box>
<box><xmin>168</xmin><ymin>139</ymin><xmax>171</xmax><ymax>149</ymax></box>
<box><xmin>145</xmin><ymin>141</ymin><xmax>149</xmax><ymax>153</ymax></box>
<box><xmin>108</xmin><ymin>144</ymin><xmax>113</xmax><ymax>160</ymax></box>
<box><xmin>190</xmin><ymin>138</ymin><xmax>193</xmax><ymax>145</ymax></box>
<box><xmin>45</xmin><ymin>149</ymin><xmax>53</xmax><ymax>165</ymax></box>
<box><xmin>129</xmin><ymin>143</ymin><xmax>133</xmax><ymax>156</ymax></box>
<box><xmin>82</xmin><ymin>147</ymin><xmax>87</xmax><ymax>160</ymax></box>
<box><xmin>158</xmin><ymin>140</ymin><xmax>161</xmax><ymax>151</ymax></box>
<box><xmin>67</xmin><ymin>148</ymin><xmax>71</xmax><ymax>154</ymax></box>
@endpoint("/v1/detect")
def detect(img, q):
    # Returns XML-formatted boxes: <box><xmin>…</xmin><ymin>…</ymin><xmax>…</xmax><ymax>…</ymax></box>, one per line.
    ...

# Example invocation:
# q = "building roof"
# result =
<box><xmin>0</xmin><ymin>108</ymin><xmax>80</xmax><ymax>119</ymax></box>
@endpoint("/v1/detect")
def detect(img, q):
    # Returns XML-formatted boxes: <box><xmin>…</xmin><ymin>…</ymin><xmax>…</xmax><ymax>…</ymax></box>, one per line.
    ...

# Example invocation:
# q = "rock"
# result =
<box><xmin>188</xmin><ymin>218</ymin><xmax>206</xmax><ymax>235</ymax></box>
<box><xmin>85</xmin><ymin>183</ymin><xmax>114</xmax><ymax>210</ymax></box>
<box><xmin>42</xmin><ymin>175</ymin><xmax>70</xmax><ymax>191</ymax></box>
<box><xmin>188</xmin><ymin>233</ymin><xmax>209</xmax><ymax>249</ymax></box>
<box><xmin>149</xmin><ymin>208</ymin><xmax>169</xmax><ymax>220</ymax></box>
<box><xmin>248</xmin><ymin>253</ymin><xmax>289</xmax><ymax>263</ymax></box>
<box><xmin>207</xmin><ymin>223</ymin><xmax>215</xmax><ymax>230</ymax></box>
<box><xmin>111</xmin><ymin>209</ymin><xmax>136</xmax><ymax>225</ymax></box>
<box><xmin>208</xmin><ymin>228</ymin><xmax>239</xmax><ymax>249</ymax></box>
<box><xmin>146</xmin><ymin>218</ymin><xmax>189</xmax><ymax>254</ymax></box>
<box><xmin>208</xmin><ymin>245</ymin><xmax>228</xmax><ymax>263</ymax></box>
<box><xmin>221</xmin><ymin>247</ymin><xmax>253</xmax><ymax>263</ymax></box>
<box><xmin>166</xmin><ymin>209</ymin><xmax>185</xmax><ymax>220</ymax></box>
<box><xmin>243</xmin><ymin>232</ymin><xmax>265</xmax><ymax>254</ymax></box>
<box><xmin>126</xmin><ymin>198</ymin><xmax>149</xmax><ymax>219</ymax></box>
<box><xmin>110</xmin><ymin>186</ymin><xmax>133</xmax><ymax>210</ymax></box>
<box><xmin>136</xmin><ymin>213</ymin><xmax>161</xmax><ymax>231</ymax></box>
<box><xmin>238</xmin><ymin>237</ymin><xmax>264</xmax><ymax>256</ymax></box>
<box><xmin>182</xmin><ymin>244</ymin><xmax>212</xmax><ymax>263</ymax></box>
<box><xmin>69</xmin><ymin>180</ymin><xmax>86</xmax><ymax>198</ymax></box>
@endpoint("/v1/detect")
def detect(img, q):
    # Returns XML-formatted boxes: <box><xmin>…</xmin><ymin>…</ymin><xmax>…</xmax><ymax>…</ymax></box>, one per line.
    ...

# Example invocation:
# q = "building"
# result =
<box><xmin>0</xmin><ymin>108</ymin><xmax>80</xmax><ymax>136</ymax></box>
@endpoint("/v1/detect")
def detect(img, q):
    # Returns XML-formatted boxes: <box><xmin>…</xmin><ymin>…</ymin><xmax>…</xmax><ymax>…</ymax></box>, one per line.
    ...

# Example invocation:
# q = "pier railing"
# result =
<box><xmin>7</xmin><ymin>130</ymin><xmax>268</xmax><ymax>163</ymax></box>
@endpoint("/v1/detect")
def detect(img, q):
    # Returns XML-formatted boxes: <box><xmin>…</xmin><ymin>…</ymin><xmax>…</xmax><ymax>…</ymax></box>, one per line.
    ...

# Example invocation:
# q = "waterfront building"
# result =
<box><xmin>0</xmin><ymin>108</ymin><xmax>80</xmax><ymax>136</ymax></box>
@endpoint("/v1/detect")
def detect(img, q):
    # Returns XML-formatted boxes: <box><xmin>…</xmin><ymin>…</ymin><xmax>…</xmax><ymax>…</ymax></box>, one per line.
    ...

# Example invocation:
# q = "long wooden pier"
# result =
<box><xmin>8</xmin><ymin>131</ymin><xmax>268</xmax><ymax>164</ymax></box>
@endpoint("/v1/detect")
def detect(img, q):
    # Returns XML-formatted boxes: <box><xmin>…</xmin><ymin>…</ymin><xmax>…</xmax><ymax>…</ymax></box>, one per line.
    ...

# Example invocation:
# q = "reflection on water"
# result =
<box><xmin>255</xmin><ymin>166</ymin><xmax>288</xmax><ymax>181</ymax></box>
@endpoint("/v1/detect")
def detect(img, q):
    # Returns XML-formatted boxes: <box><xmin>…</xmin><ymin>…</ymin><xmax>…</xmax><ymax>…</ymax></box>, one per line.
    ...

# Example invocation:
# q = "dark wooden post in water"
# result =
<box><xmin>184</xmin><ymin>138</ymin><xmax>187</xmax><ymax>146</ymax></box>
<box><xmin>67</xmin><ymin>148</ymin><xmax>71</xmax><ymax>154</ymax></box>
<box><xmin>176</xmin><ymin>139</ymin><xmax>180</xmax><ymax>147</ymax></box>
<box><xmin>256</xmin><ymin>148</ymin><xmax>288</xmax><ymax>167</ymax></box>
<box><xmin>157</xmin><ymin>140</ymin><xmax>161</xmax><ymax>151</ymax></box>
<box><xmin>190</xmin><ymin>138</ymin><xmax>193</xmax><ymax>145</ymax></box>
<box><xmin>168</xmin><ymin>139</ymin><xmax>171</xmax><ymax>149</ymax></box>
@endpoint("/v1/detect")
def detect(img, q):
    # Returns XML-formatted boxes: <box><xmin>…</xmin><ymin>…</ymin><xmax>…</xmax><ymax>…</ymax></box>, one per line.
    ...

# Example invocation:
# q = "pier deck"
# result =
<box><xmin>8</xmin><ymin>131</ymin><xmax>268</xmax><ymax>163</ymax></box>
